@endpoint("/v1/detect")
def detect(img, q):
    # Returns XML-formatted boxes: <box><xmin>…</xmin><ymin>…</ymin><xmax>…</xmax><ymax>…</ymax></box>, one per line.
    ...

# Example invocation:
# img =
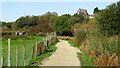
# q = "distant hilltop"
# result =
<box><xmin>77</xmin><ymin>8</ymin><xmax>89</xmax><ymax>17</ymax></box>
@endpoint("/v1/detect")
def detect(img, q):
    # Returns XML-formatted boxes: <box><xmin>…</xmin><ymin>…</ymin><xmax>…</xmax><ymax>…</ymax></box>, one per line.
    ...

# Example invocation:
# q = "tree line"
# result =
<box><xmin>1</xmin><ymin>12</ymin><xmax>86</xmax><ymax>36</ymax></box>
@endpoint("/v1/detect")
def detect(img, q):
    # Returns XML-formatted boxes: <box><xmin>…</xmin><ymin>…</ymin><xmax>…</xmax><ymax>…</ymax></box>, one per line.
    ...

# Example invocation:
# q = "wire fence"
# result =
<box><xmin>1</xmin><ymin>35</ymin><xmax>57</xmax><ymax>67</ymax></box>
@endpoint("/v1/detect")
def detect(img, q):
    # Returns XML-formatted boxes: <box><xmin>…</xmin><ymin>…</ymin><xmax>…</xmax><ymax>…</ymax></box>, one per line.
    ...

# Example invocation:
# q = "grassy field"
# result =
<box><xmin>2</xmin><ymin>35</ymin><xmax>44</xmax><ymax>66</ymax></box>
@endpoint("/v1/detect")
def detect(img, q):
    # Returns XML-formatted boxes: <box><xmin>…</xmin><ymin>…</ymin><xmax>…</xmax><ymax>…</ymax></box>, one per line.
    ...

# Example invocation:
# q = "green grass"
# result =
<box><xmin>29</xmin><ymin>40</ymin><xmax>59</xmax><ymax>66</ymax></box>
<box><xmin>2</xmin><ymin>35</ymin><xmax>44</xmax><ymax>66</ymax></box>
<box><xmin>68</xmin><ymin>41</ymin><xmax>78</xmax><ymax>48</ymax></box>
<box><xmin>68</xmin><ymin>41</ymin><xmax>94</xmax><ymax>67</ymax></box>
<box><xmin>77</xmin><ymin>53</ymin><xmax>94</xmax><ymax>67</ymax></box>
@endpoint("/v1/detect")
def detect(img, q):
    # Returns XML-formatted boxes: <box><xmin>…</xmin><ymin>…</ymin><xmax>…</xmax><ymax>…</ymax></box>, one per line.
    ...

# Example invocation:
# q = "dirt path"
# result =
<box><xmin>40</xmin><ymin>40</ymin><xmax>81</xmax><ymax>66</ymax></box>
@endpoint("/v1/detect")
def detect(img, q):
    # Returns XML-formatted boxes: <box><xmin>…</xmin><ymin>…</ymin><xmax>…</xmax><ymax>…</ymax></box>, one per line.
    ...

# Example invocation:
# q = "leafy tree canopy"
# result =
<box><xmin>96</xmin><ymin>1</ymin><xmax>120</xmax><ymax>36</ymax></box>
<box><xmin>94</xmin><ymin>7</ymin><xmax>101</xmax><ymax>13</ymax></box>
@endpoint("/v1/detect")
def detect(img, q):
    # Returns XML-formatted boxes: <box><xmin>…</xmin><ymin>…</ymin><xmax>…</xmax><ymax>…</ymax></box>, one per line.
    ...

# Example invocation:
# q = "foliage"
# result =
<box><xmin>2</xmin><ymin>21</ymin><xmax>13</xmax><ymax>29</ymax></box>
<box><xmin>85</xmin><ymin>16</ymin><xmax>89</xmax><ymax>23</ymax></box>
<box><xmin>93</xmin><ymin>7</ymin><xmax>101</xmax><ymax>13</ymax></box>
<box><xmin>2</xmin><ymin>32</ymin><xmax>13</xmax><ymax>36</ymax></box>
<box><xmin>54</xmin><ymin>14</ymin><xmax>71</xmax><ymax>36</ymax></box>
<box><xmin>96</xmin><ymin>1</ymin><xmax>120</xmax><ymax>36</ymax></box>
<box><xmin>72</xmin><ymin>13</ymin><xmax>84</xmax><ymax>23</ymax></box>
<box><xmin>74</xmin><ymin>17</ymin><xmax>119</xmax><ymax>66</ymax></box>
<box><xmin>54</xmin><ymin>13</ymin><xmax>84</xmax><ymax>36</ymax></box>
<box><xmin>68</xmin><ymin>41</ymin><xmax>78</xmax><ymax>48</ymax></box>
<box><xmin>68</xmin><ymin>41</ymin><xmax>94</xmax><ymax>66</ymax></box>
<box><xmin>29</xmin><ymin>40</ymin><xmax>59</xmax><ymax>66</ymax></box>
<box><xmin>29</xmin><ymin>52</ymin><xmax>51</xmax><ymax>66</ymax></box>
<box><xmin>46</xmin><ymin>40</ymin><xmax>58</xmax><ymax>52</ymax></box>
<box><xmin>15</xmin><ymin>16</ymin><xmax>39</xmax><ymax>28</ymax></box>
<box><xmin>77</xmin><ymin>53</ymin><xmax>94</xmax><ymax>66</ymax></box>
<box><xmin>2</xmin><ymin>12</ymin><xmax>58</xmax><ymax>35</ymax></box>
<box><xmin>74</xmin><ymin>24</ymin><xmax>88</xmax><ymax>46</ymax></box>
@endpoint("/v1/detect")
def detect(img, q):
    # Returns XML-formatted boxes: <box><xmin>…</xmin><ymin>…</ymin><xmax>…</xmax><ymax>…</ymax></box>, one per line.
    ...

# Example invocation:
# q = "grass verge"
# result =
<box><xmin>68</xmin><ymin>41</ymin><xmax>78</xmax><ymax>48</ymax></box>
<box><xmin>68</xmin><ymin>41</ymin><xmax>94</xmax><ymax>67</ymax></box>
<box><xmin>77</xmin><ymin>53</ymin><xmax>94</xmax><ymax>67</ymax></box>
<box><xmin>28</xmin><ymin>40</ymin><xmax>59</xmax><ymax>66</ymax></box>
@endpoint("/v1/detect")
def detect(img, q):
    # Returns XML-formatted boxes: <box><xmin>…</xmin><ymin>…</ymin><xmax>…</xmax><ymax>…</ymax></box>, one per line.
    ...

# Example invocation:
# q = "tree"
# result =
<box><xmin>54</xmin><ymin>14</ymin><xmax>71</xmax><ymax>36</ymax></box>
<box><xmin>15</xmin><ymin>16</ymin><xmax>40</xmax><ymax>28</ymax></box>
<box><xmin>96</xmin><ymin>1</ymin><xmax>120</xmax><ymax>36</ymax></box>
<box><xmin>94</xmin><ymin>7</ymin><xmax>100</xmax><ymax>13</ymax></box>
<box><xmin>2</xmin><ymin>21</ymin><xmax>12</xmax><ymax>29</ymax></box>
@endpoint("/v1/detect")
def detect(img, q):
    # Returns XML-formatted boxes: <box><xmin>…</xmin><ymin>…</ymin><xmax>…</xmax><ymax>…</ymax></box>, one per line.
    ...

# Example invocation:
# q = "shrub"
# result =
<box><xmin>2</xmin><ymin>32</ymin><xmax>13</xmax><ymax>36</ymax></box>
<box><xmin>74</xmin><ymin>18</ymin><xmax>119</xmax><ymax>66</ymax></box>
<box><xmin>96</xmin><ymin>1</ymin><xmax>120</xmax><ymax>36</ymax></box>
<box><xmin>74</xmin><ymin>24</ymin><xmax>88</xmax><ymax>46</ymax></box>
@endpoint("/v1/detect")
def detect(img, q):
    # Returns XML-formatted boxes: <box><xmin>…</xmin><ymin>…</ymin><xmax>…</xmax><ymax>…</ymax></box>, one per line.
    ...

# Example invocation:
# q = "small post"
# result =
<box><xmin>39</xmin><ymin>42</ymin><xmax>42</xmax><ymax>54</ymax></box>
<box><xmin>41</xmin><ymin>42</ymin><xmax>45</xmax><ymax>53</ymax></box>
<box><xmin>1</xmin><ymin>57</ymin><xmax>3</xmax><ymax>67</ymax></box>
<box><xmin>8</xmin><ymin>38</ymin><xmax>11</xmax><ymax>67</ymax></box>
<box><xmin>16</xmin><ymin>47</ymin><xmax>19</xmax><ymax>67</ymax></box>
<box><xmin>45</xmin><ymin>37</ymin><xmax>48</xmax><ymax>49</ymax></box>
<box><xmin>31</xmin><ymin>46</ymin><xmax>34</xmax><ymax>59</ymax></box>
<box><xmin>50</xmin><ymin>36</ymin><xmax>51</xmax><ymax>45</ymax></box>
<box><xmin>37</xmin><ymin>43</ymin><xmax>40</xmax><ymax>56</ymax></box>
<box><xmin>34</xmin><ymin>42</ymin><xmax>38</xmax><ymax>57</ymax></box>
<box><xmin>23</xmin><ymin>45</ymin><xmax>26</xmax><ymax>66</ymax></box>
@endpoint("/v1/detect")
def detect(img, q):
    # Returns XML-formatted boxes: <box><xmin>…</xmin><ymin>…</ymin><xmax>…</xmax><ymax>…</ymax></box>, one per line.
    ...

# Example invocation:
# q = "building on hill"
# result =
<box><xmin>77</xmin><ymin>8</ymin><xmax>89</xmax><ymax>17</ymax></box>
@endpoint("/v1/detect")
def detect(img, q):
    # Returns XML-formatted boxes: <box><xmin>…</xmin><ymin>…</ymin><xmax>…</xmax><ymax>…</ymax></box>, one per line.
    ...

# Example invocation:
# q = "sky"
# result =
<box><xmin>0</xmin><ymin>1</ymin><xmax>119</xmax><ymax>22</ymax></box>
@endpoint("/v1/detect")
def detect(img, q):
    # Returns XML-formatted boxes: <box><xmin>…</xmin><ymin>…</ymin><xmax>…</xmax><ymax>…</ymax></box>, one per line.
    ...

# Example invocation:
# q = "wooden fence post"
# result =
<box><xmin>8</xmin><ymin>38</ymin><xmax>11</xmax><ymax>67</ymax></box>
<box><xmin>39</xmin><ymin>42</ymin><xmax>42</xmax><ymax>54</ymax></box>
<box><xmin>38</xmin><ymin>42</ymin><xmax>41</xmax><ymax>55</ymax></box>
<box><xmin>45</xmin><ymin>37</ymin><xmax>48</xmax><ymax>50</ymax></box>
<box><xmin>1</xmin><ymin>57</ymin><xmax>3</xmax><ymax>67</ymax></box>
<box><xmin>43</xmin><ymin>39</ymin><xmax>46</xmax><ymax>52</ymax></box>
<box><xmin>37</xmin><ymin>43</ymin><xmax>39</xmax><ymax>56</ymax></box>
<box><xmin>23</xmin><ymin>45</ymin><xmax>26</xmax><ymax>66</ymax></box>
<box><xmin>50</xmin><ymin>36</ymin><xmax>51</xmax><ymax>45</ymax></box>
<box><xmin>16</xmin><ymin>47</ymin><xmax>18</xmax><ymax>67</ymax></box>
<box><xmin>41</xmin><ymin>42</ymin><xmax>45</xmax><ymax>53</ymax></box>
<box><xmin>34</xmin><ymin>42</ymin><xmax>38</xmax><ymax>58</ymax></box>
<box><xmin>31</xmin><ymin>46</ymin><xmax>34</xmax><ymax>59</ymax></box>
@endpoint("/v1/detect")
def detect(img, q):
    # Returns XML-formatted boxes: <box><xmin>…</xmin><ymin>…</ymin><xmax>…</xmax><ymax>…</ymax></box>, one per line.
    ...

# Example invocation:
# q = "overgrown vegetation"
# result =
<box><xmin>74</xmin><ymin>1</ymin><xmax>119</xmax><ymax>66</ymax></box>
<box><xmin>96</xmin><ymin>1</ymin><xmax>120</xmax><ymax>36</ymax></box>
<box><xmin>54</xmin><ymin>13</ymin><xmax>84</xmax><ymax>36</ymax></box>
<box><xmin>2</xmin><ymin>11</ymin><xmax>85</xmax><ymax>37</ymax></box>
<box><xmin>74</xmin><ymin>19</ymin><xmax>119</xmax><ymax>66</ymax></box>
<box><xmin>1</xmin><ymin>12</ymin><xmax>58</xmax><ymax>35</ymax></box>
<box><xmin>29</xmin><ymin>40</ymin><xmax>59</xmax><ymax>66</ymax></box>
<box><xmin>77</xmin><ymin>53</ymin><xmax>94</xmax><ymax>66</ymax></box>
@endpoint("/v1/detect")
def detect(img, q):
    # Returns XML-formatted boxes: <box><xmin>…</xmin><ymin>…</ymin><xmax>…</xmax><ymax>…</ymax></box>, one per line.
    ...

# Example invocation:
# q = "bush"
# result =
<box><xmin>74</xmin><ymin>24</ymin><xmax>88</xmax><ymax>46</ymax></box>
<box><xmin>54</xmin><ymin>14</ymin><xmax>71</xmax><ymax>36</ymax></box>
<box><xmin>74</xmin><ymin>18</ymin><xmax>119</xmax><ymax>66</ymax></box>
<box><xmin>2</xmin><ymin>32</ymin><xmax>13</xmax><ymax>36</ymax></box>
<box><xmin>96</xmin><ymin>1</ymin><xmax>120</xmax><ymax>36</ymax></box>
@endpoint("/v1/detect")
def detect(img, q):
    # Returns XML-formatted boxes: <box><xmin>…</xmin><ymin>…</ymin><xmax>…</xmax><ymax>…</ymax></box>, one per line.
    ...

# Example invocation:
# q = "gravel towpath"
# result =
<box><xmin>40</xmin><ymin>40</ymin><xmax>81</xmax><ymax>66</ymax></box>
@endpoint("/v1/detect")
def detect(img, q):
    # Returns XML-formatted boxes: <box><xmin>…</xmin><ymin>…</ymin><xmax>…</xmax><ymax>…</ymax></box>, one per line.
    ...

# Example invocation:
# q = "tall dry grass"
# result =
<box><xmin>74</xmin><ymin>18</ymin><xmax>119</xmax><ymax>66</ymax></box>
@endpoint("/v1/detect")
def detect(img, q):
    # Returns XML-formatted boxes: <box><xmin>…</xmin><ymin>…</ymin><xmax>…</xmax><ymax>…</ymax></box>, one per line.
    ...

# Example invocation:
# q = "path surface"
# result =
<box><xmin>40</xmin><ymin>40</ymin><xmax>81</xmax><ymax>66</ymax></box>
